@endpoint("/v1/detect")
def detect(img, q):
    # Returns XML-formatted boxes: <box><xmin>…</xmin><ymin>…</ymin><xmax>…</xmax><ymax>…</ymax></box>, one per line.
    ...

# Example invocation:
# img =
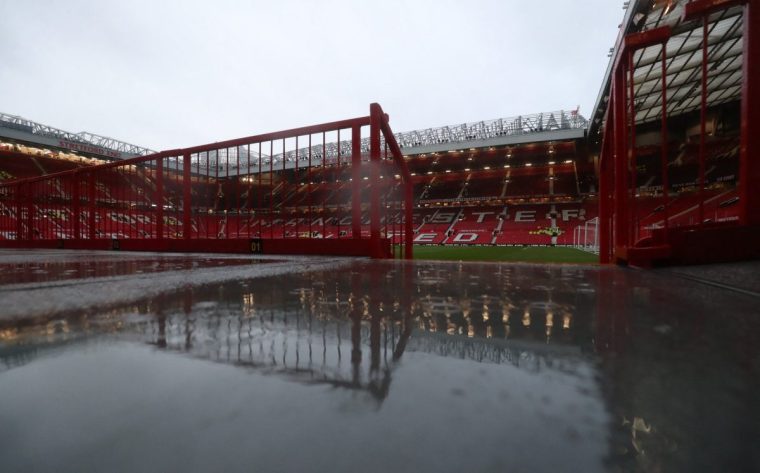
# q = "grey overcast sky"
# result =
<box><xmin>1</xmin><ymin>0</ymin><xmax>624</xmax><ymax>151</ymax></box>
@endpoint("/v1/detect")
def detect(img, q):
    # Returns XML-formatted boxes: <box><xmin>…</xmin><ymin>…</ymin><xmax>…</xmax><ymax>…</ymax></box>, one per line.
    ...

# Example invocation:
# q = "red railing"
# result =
<box><xmin>0</xmin><ymin>103</ymin><xmax>414</xmax><ymax>259</ymax></box>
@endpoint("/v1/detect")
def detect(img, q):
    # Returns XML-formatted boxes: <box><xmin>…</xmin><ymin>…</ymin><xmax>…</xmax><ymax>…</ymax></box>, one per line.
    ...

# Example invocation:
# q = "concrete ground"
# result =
<box><xmin>0</xmin><ymin>249</ymin><xmax>758</xmax><ymax>473</ymax></box>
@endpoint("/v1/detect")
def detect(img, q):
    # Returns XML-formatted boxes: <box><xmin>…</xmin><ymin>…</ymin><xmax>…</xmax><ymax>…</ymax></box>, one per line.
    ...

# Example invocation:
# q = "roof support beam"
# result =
<box><xmin>683</xmin><ymin>0</ymin><xmax>747</xmax><ymax>21</ymax></box>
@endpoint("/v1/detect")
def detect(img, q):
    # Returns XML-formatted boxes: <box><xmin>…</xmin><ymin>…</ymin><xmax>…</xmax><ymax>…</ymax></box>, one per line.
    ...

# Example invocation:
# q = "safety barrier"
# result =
<box><xmin>0</xmin><ymin>103</ymin><xmax>414</xmax><ymax>259</ymax></box>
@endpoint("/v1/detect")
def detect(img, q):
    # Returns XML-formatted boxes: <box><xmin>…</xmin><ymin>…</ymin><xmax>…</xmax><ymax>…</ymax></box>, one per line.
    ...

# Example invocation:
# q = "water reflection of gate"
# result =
<box><xmin>136</xmin><ymin>309</ymin><xmax>412</xmax><ymax>403</ymax></box>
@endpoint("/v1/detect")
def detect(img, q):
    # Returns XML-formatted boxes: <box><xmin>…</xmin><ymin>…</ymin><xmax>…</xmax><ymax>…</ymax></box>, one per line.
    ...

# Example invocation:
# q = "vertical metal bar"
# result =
<box><xmin>282</xmin><ymin>138</ymin><xmax>286</xmax><ymax>238</ymax></box>
<box><xmin>628</xmin><ymin>49</ymin><xmax>638</xmax><ymax>244</ymax></box>
<box><xmin>369</xmin><ymin>104</ymin><xmax>382</xmax><ymax>257</ymax></box>
<box><xmin>216</xmin><ymin>153</ymin><xmax>219</xmax><ymax>238</ymax></box>
<box><xmin>661</xmin><ymin>41</ymin><xmax>670</xmax><ymax>239</ymax></box>
<box><xmin>322</xmin><ymin>132</ymin><xmax>326</xmax><ymax>238</ymax></box>
<box><xmin>205</xmin><ymin>151</ymin><xmax>209</xmax><ymax>239</ymax></box>
<box><xmin>699</xmin><ymin>16</ymin><xmax>708</xmax><ymax>226</ymax></box>
<box><xmin>236</xmin><ymin>147</ymin><xmax>240</xmax><ymax>238</ymax></box>
<box><xmin>351</xmin><ymin>125</ymin><xmax>362</xmax><ymax>240</ymax></box>
<box><xmin>308</xmin><ymin>134</ymin><xmax>313</xmax><ymax>238</ymax></box>
<box><xmin>270</xmin><ymin>141</ymin><xmax>274</xmax><ymax>239</ymax></box>
<box><xmin>258</xmin><ymin>143</ymin><xmax>263</xmax><ymax>238</ymax></box>
<box><xmin>612</xmin><ymin>64</ymin><xmax>629</xmax><ymax>260</ymax></box>
<box><xmin>156</xmin><ymin>157</ymin><xmax>164</xmax><ymax>240</ymax></box>
<box><xmin>295</xmin><ymin>136</ymin><xmax>300</xmax><ymax>239</ymax></box>
<box><xmin>246</xmin><ymin>144</ymin><xmax>251</xmax><ymax>237</ymax></box>
<box><xmin>337</xmin><ymin>129</ymin><xmax>341</xmax><ymax>239</ymax></box>
<box><xmin>183</xmin><ymin>152</ymin><xmax>192</xmax><ymax>239</ymax></box>
<box><xmin>599</xmin><ymin>115</ymin><xmax>612</xmax><ymax>264</ymax></box>
<box><xmin>739</xmin><ymin>0</ymin><xmax>759</xmax><ymax>226</ymax></box>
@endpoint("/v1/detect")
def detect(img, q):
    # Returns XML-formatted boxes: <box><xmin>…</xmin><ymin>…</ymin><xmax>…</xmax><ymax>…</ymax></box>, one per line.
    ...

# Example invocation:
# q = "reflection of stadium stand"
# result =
<box><xmin>0</xmin><ymin>259</ymin><xmax>594</xmax><ymax>402</ymax></box>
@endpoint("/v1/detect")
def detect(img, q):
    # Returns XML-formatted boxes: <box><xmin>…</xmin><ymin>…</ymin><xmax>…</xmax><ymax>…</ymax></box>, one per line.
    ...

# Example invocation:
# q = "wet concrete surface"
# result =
<box><xmin>0</xmin><ymin>251</ymin><xmax>758</xmax><ymax>472</ymax></box>
<box><xmin>0</xmin><ymin>255</ymin><xmax>283</xmax><ymax>285</ymax></box>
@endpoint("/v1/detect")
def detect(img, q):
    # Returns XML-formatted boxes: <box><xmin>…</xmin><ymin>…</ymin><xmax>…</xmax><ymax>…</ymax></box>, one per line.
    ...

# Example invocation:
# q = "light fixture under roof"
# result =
<box><xmin>525</xmin><ymin>163</ymin><xmax>532</xmax><ymax>167</ymax></box>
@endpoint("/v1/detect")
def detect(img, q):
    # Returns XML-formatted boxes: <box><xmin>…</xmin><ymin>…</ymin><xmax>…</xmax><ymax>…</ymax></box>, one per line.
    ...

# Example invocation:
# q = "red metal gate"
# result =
<box><xmin>0</xmin><ymin>103</ymin><xmax>414</xmax><ymax>259</ymax></box>
<box><xmin>598</xmin><ymin>0</ymin><xmax>760</xmax><ymax>266</ymax></box>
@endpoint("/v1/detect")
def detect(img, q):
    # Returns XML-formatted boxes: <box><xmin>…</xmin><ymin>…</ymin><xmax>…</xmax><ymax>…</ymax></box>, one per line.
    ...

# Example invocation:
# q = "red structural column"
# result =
<box><xmin>599</xmin><ymin>124</ymin><xmax>613</xmax><ymax>264</ymax></box>
<box><xmin>351</xmin><ymin>125</ymin><xmax>362</xmax><ymax>239</ymax></box>
<box><xmin>612</xmin><ymin>64</ymin><xmax>630</xmax><ymax>260</ymax></box>
<box><xmin>740</xmin><ymin>0</ymin><xmax>760</xmax><ymax>225</ymax></box>
<box><xmin>628</xmin><ymin>49</ymin><xmax>638</xmax><ymax>244</ymax></box>
<box><xmin>156</xmin><ymin>158</ymin><xmax>164</xmax><ymax>240</ymax></box>
<box><xmin>369</xmin><ymin>103</ymin><xmax>382</xmax><ymax>258</ymax></box>
<box><xmin>183</xmin><ymin>153</ymin><xmax>192</xmax><ymax>239</ymax></box>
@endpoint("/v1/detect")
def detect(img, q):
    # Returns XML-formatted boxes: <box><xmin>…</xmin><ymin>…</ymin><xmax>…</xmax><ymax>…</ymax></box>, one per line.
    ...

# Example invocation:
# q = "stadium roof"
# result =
<box><xmin>0</xmin><ymin>112</ymin><xmax>156</xmax><ymax>159</ymax></box>
<box><xmin>1</xmin><ymin>108</ymin><xmax>587</xmax><ymax>177</ymax></box>
<box><xmin>590</xmin><ymin>0</ymin><xmax>745</xmax><ymax>140</ymax></box>
<box><xmin>191</xmin><ymin>109</ymin><xmax>588</xmax><ymax>176</ymax></box>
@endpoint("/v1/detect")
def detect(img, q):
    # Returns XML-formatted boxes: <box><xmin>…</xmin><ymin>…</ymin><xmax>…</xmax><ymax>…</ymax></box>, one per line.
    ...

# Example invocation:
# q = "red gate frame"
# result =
<box><xmin>0</xmin><ymin>103</ymin><xmax>414</xmax><ymax>259</ymax></box>
<box><xmin>598</xmin><ymin>0</ymin><xmax>760</xmax><ymax>266</ymax></box>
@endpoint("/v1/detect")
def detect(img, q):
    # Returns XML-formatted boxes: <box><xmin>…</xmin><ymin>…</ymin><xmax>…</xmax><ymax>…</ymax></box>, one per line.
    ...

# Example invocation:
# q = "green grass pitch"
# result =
<box><xmin>399</xmin><ymin>245</ymin><xmax>598</xmax><ymax>264</ymax></box>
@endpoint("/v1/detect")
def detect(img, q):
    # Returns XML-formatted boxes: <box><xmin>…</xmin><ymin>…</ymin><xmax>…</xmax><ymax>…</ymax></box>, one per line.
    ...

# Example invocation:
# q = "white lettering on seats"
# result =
<box><xmin>472</xmin><ymin>212</ymin><xmax>494</xmax><ymax>223</ymax></box>
<box><xmin>414</xmin><ymin>233</ymin><xmax>437</xmax><ymax>243</ymax></box>
<box><xmin>453</xmin><ymin>233</ymin><xmax>478</xmax><ymax>242</ymax></box>
<box><xmin>514</xmin><ymin>211</ymin><xmax>536</xmax><ymax>222</ymax></box>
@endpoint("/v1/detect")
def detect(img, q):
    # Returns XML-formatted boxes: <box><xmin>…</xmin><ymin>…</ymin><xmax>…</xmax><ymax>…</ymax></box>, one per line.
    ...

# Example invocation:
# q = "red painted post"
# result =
<box><xmin>307</xmin><ymin>135</ymin><xmax>312</xmax><ymax>238</ymax></box>
<box><xmin>628</xmin><ymin>49</ymin><xmax>638</xmax><ymax>244</ymax></box>
<box><xmin>156</xmin><ymin>158</ymin><xmax>164</xmax><ymax>240</ymax></box>
<box><xmin>599</xmin><ymin>120</ymin><xmax>612</xmax><ymax>264</ymax></box>
<box><xmin>740</xmin><ymin>0</ymin><xmax>760</xmax><ymax>225</ymax></box>
<box><xmin>612</xmin><ymin>65</ymin><xmax>629</xmax><ymax>260</ymax></box>
<box><xmin>351</xmin><ymin>125</ymin><xmax>362</xmax><ymax>239</ymax></box>
<box><xmin>660</xmin><ymin>41</ymin><xmax>670</xmax><ymax>239</ymax></box>
<box><xmin>369</xmin><ymin>103</ymin><xmax>382</xmax><ymax>258</ymax></box>
<box><xmin>183</xmin><ymin>152</ymin><xmax>192</xmax><ymax>239</ymax></box>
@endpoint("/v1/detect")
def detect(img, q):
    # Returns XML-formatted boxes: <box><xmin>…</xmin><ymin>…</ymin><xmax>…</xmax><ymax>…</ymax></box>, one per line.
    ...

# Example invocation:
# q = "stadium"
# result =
<box><xmin>0</xmin><ymin>1</ymin><xmax>759</xmax><ymax>472</ymax></box>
